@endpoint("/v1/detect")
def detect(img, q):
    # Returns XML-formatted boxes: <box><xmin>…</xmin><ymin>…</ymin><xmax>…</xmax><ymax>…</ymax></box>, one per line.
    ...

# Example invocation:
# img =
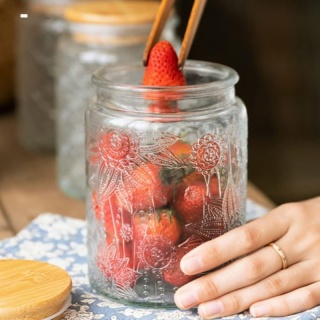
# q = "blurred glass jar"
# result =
<box><xmin>56</xmin><ymin>1</ymin><xmax>181</xmax><ymax>199</ymax></box>
<box><xmin>85</xmin><ymin>61</ymin><xmax>248</xmax><ymax>306</ymax></box>
<box><xmin>16</xmin><ymin>0</ymin><xmax>75</xmax><ymax>151</ymax></box>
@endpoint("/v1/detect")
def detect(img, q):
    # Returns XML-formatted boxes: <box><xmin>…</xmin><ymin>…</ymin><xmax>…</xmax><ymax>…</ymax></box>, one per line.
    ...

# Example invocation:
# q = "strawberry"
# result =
<box><xmin>143</xmin><ymin>41</ymin><xmax>186</xmax><ymax>114</ymax></box>
<box><xmin>125</xmin><ymin>163</ymin><xmax>172</xmax><ymax>211</ymax></box>
<box><xmin>133</xmin><ymin>209</ymin><xmax>181</xmax><ymax>242</ymax></box>
<box><xmin>133</xmin><ymin>209</ymin><xmax>182</xmax><ymax>269</ymax></box>
<box><xmin>154</xmin><ymin>140</ymin><xmax>194</xmax><ymax>199</ymax></box>
<box><xmin>104</xmin><ymin>206</ymin><xmax>132</xmax><ymax>244</ymax></box>
<box><xmin>97</xmin><ymin>241</ymin><xmax>139</xmax><ymax>288</ymax></box>
<box><xmin>173</xmin><ymin>172</ymin><xmax>219</xmax><ymax>224</ymax></box>
<box><xmin>143</xmin><ymin>41</ymin><xmax>186</xmax><ymax>87</ymax></box>
<box><xmin>147</xmin><ymin>100</ymin><xmax>180</xmax><ymax>113</ymax></box>
<box><xmin>164</xmin><ymin>236</ymin><xmax>202</xmax><ymax>287</ymax></box>
<box><xmin>169</xmin><ymin>140</ymin><xmax>191</xmax><ymax>161</ymax></box>
<box><xmin>92</xmin><ymin>192</ymin><xmax>132</xmax><ymax>244</ymax></box>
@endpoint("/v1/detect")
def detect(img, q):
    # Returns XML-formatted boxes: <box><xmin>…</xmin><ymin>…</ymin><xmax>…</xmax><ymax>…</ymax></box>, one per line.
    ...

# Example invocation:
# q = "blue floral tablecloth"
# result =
<box><xmin>0</xmin><ymin>200</ymin><xmax>319</xmax><ymax>320</ymax></box>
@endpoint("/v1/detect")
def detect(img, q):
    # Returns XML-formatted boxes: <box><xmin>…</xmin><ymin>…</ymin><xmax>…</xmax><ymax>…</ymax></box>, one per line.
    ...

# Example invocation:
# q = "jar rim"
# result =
<box><xmin>92</xmin><ymin>60</ymin><xmax>239</xmax><ymax>95</ymax></box>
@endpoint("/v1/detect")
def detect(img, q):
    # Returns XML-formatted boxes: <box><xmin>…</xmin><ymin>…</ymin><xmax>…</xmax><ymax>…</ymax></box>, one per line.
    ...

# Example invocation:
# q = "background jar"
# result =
<box><xmin>16</xmin><ymin>0</ymin><xmax>75</xmax><ymax>151</ymax></box>
<box><xmin>85</xmin><ymin>61</ymin><xmax>248</xmax><ymax>306</ymax></box>
<box><xmin>55</xmin><ymin>1</ymin><xmax>181</xmax><ymax>199</ymax></box>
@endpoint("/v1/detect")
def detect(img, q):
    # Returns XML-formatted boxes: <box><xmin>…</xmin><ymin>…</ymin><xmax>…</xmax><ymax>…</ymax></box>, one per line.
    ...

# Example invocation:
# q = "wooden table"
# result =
<box><xmin>0</xmin><ymin>114</ymin><xmax>275</xmax><ymax>240</ymax></box>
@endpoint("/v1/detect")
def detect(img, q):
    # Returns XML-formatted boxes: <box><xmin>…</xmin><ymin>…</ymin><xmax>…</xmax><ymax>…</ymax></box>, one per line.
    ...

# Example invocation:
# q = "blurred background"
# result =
<box><xmin>176</xmin><ymin>0</ymin><xmax>320</xmax><ymax>204</ymax></box>
<box><xmin>1</xmin><ymin>0</ymin><xmax>320</xmax><ymax>205</ymax></box>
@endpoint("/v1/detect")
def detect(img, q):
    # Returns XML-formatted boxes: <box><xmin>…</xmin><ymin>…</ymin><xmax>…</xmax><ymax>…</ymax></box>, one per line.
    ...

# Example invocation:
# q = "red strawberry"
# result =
<box><xmin>97</xmin><ymin>242</ymin><xmax>139</xmax><ymax>288</ymax></box>
<box><xmin>169</xmin><ymin>140</ymin><xmax>191</xmax><ymax>160</ymax></box>
<box><xmin>143</xmin><ymin>41</ymin><xmax>186</xmax><ymax>114</ymax></box>
<box><xmin>125</xmin><ymin>163</ymin><xmax>172</xmax><ymax>211</ymax></box>
<box><xmin>133</xmin><ymin>209</ymin><xmax>181</xmax><ymax>242</ymax></box>
<box><xmin>164</xmin><ymin>248</ymin><xmax>194</xmax><ymax>287</ymax></box>
<box><xmin>164</xmin><ymin>236</ymin><xmax>202</xmax><ymax>287</ymax></box>
<box><xmin>92</xmin><ymin>192</ymin><xmax>132</xmax><ymax>244</ymax></box>
<box><xmin>133</xmin><ymin>209</ymin><xmax>181</xmax><ymax>269</ymax></box>
<box><xmin>147</xmin><ymin>100</ymin><xmax>180</xmax><ymax>113</ymax></box>
<box><xmin>143</xmin><ymin>41</ymin><xmax>186</xmax><ymax>87</ymax></box>
<box><xmin>104</xmin><ymin>207</ymin><xmax>132</xmax><ymax>245</ymax></box>
<box><xmin>173</xmin><ymin>172</ymin><xmax>219</xmax><ymax>224</ymax></box>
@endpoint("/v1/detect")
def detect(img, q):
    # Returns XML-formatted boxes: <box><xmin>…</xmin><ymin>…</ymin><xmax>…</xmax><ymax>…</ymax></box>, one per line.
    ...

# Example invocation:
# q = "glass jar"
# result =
<box><xmin>56</xmin><ymin>1</ymin><xmax>181</xmax><ymax>199</ymax></box>
<box><xmin>85</xmin><ymin>61</ymin><xmax>248</xmax><ymax>306</ymax></box>
<box><xmin>16</xmin><ymin>0</ymin><xmax>75</xmax><ymax>151</ymax></box>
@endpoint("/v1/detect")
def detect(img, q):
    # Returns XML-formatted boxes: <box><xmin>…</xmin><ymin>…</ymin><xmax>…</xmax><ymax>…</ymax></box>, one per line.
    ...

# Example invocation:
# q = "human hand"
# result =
<box><xmin>174</xmin><ymin>197</ymin><xmax>320</xmax><ymax>319</ymax></box>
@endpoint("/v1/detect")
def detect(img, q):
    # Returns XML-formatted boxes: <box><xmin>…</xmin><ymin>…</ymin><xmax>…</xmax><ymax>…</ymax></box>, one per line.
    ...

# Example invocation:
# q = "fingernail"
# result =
<box><xmin>199</xmin><ymin>300</ymin><xmax>224</xmax><ymax>318</ymax></box>
<box><xmin>181</xmin><ymin>256</ymin><xmax>202</xmax><ymax>274</ymax></box>
<box><xmin>175</xmin><ymin>290</ymin><xmax>198</xmax><ymax>309</ymax></box>
<box><xmin>250</xmin><ymin>305</ymin><xmax>269</xmax><ymax>317</ymax></box>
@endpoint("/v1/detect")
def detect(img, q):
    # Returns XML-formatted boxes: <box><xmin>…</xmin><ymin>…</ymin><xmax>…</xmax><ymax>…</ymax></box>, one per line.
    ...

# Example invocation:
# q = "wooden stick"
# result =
<box><xmin>143</xmin><ymin>0</ymin><xmax>175</xmax><ymax>66</ymax></box>
<box><xmin>178</xmin><ymin>0</ymin><xmax>207</xmax><ymax>68</ymax></box>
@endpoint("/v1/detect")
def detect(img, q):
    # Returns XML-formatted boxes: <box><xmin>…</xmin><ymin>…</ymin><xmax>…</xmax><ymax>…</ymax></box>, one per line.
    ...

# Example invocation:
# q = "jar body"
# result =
<box><xmin>85</xmin><ymin>62</ymin><xmax>247</xmax><ymax>306</ymax></box>
<box><xmin>16</xmin><ymin>1</ymin><xmax>71</xmax><ymax>151</ymax></box>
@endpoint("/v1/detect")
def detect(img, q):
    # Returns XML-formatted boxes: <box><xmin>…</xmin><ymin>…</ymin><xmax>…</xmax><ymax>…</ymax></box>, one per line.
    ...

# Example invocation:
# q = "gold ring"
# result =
<box><xmin>269</xmin><ymin>242</ymin><xmax>288</xmax><ymax>270</ymax></box>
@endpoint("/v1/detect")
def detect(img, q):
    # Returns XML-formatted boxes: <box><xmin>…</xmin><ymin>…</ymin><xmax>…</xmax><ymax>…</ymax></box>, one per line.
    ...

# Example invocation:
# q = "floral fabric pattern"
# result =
<box><xmin>0</xmin><ymin>201</ymin><xmax>319</xmax><ymax>320</ymax></box>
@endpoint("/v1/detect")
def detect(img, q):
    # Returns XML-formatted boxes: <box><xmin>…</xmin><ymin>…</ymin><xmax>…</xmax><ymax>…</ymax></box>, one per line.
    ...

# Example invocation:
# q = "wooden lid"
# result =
<box><xmin>65</xmin><ymin>1</ymin><xmax>160</xmax><ymax>25</ymax></box>
<box><xmin>0</xmin><ymin>260</ymin><xmax>72</xmax><ymax>320</ymax></box>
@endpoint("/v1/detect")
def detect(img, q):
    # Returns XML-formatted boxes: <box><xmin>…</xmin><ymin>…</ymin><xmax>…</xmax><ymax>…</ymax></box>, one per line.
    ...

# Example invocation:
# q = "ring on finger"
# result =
<box><xmin>268</xmin><ymin>242</ymin><xmax>288</xmax><ymax>270</ymax></box>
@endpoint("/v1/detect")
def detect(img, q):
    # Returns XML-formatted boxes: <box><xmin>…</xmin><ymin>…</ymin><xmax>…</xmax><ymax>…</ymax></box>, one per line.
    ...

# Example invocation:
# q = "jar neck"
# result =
<box><xmin>96</xmin><ymin>86</ymin><xmax>236</xmax><ymax>113</ymax></box>
<box><xmin>92</xmin><ymin>61</ymin><xmax>239</xmax><ymax>114</ymax></box>
<box><xmin>68</xmin><ymin>22</ymin><xmax>151</xmax><ymax>45</ymax></box>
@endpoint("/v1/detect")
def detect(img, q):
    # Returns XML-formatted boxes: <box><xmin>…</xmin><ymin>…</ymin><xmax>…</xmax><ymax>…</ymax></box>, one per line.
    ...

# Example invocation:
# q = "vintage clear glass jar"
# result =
<box><xmin>56</xmin><ymin>1</ymin><xmax>181</xmax><ymax>199</ymax></box>
<box><xmin>16</xmin><ymin>0</ymin><xmax>74</xmax><ymax>151</ymax></box>
<box><xmin>86</xmin><ymin>61</ymin><xmax>248</xmax><ymax>306</ymax></box>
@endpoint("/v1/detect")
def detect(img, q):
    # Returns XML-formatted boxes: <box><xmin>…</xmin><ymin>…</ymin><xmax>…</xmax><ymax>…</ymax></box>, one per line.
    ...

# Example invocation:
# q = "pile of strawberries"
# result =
<box><xmin>93</xmin><ymin>41</ymin><xmax>219</xmax><ymax>289</ymax></box>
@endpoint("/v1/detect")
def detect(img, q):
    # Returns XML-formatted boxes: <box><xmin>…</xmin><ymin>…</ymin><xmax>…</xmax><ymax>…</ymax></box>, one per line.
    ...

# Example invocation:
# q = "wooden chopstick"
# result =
<box><xmin>178</xmin><ymin>0</ymin><xmax>207</xmax><ymax>68</ymax></box>
<box><xmin>143</xmin><ymin>0</ymin><xmax>207</xmax><ymax>69</ymax></box>
<box><xmin>143</xmin><ymin>0</ymin><xmax>175</xmax><ymax>66</ymax></box>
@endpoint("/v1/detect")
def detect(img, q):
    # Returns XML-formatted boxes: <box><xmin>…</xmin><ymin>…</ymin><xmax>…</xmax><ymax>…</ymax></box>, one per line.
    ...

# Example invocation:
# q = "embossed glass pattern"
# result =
<box><xmin>86</xmin><ymin>61</ymin><xmax>248</xmax><ymax>306</ymax></box>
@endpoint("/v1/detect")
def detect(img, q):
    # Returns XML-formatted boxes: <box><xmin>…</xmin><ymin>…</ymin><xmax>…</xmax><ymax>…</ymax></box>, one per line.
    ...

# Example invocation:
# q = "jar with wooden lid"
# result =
<box><xmin>55</xmin><ymin>1</ymin><xmax>181</xmax><ymax>199</ymax></box>
<box><xmin>16</xmin><ymin>0</ymin><xmax>76</xmax><ymax>151</ymax></box>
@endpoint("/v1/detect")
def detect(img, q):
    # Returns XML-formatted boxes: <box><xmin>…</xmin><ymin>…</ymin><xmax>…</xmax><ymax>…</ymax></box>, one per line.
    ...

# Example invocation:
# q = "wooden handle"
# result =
<box><xmin>178</xmin><ymin>0</ymin><xmax>207</xmax><ymax>68</ymax></box>
<box><xmin>143</xmin><ymin>0</ymin><xmax>175</xmax><ymax>65</ymax></box>
<box><xmin>143</xmin><ymin>0</ymin><xmax>207</xmax><ymax>69</ymax></box>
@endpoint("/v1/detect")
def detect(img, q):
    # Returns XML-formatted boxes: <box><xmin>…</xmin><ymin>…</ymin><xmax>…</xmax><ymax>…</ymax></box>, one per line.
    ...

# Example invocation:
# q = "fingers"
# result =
<box><xmin>250</xmin><ymin>281</ymin><xmax>320</xmax><ymax>317</ymax></box>
<box><xmin>180</xmin><ymin>207</ymin><xmax>290</xmax><ymax>275</ymax></box>
<box><xmin>174</xmin><ymin>245</ymin><xmax>282</xmax><ymax>309</ymax></box>
<box><xmin>174</xmin><ymin>198</ymin><xmax>320</xmax><ymax>318</ymax></box>
<box><xmin>191</xmin><ymin>260</ymin><xmax>319</xmax><ymax>319</ymax></box>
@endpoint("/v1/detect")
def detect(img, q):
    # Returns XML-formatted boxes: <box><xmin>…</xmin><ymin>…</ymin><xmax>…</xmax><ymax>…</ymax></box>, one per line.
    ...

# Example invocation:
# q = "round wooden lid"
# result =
<box><xmin>64</xmin><ymin>1</ymin><xmax>160</xmax><ymax>25</ymax></box>
<box><xmin>0</xmin><ymin>259</ymin><xmax>72</xmax><ymax>320</ymax></box>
